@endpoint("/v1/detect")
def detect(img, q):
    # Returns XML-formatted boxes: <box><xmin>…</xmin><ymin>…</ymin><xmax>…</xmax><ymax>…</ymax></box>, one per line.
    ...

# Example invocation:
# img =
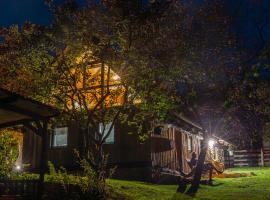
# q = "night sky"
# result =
<box><xmin>0</xmin><ymin>0</ymin><xmax>270</xmax><ymax>48</ymax></box>
<box><xmin>0</xmin><ymin>0</ymin><xmax>86</xmax><ymax>27</ymax></box>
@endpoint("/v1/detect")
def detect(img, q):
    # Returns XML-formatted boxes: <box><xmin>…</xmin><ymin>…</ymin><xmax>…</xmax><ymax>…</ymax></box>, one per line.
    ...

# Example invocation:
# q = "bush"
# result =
<box><xmin>44</xmin><ymin>161</ymin><xmax>105</xmax><ymax>200</ymax></box>
<box><xmin>0</xmin><ymin>129</ymin><xmax>19</xmax><ymax>179</ymax></box>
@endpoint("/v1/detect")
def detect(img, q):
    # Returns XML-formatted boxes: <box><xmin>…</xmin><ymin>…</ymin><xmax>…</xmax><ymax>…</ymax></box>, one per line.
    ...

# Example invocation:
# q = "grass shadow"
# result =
<box><xmin>209</xmin><ymin>182</ymin><xmax>224</xmax><ymax>187</ymax></box>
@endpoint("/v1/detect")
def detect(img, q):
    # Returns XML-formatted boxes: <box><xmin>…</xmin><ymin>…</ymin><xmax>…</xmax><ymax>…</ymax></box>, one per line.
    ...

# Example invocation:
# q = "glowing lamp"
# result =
<box><xmin>15</xmin><ymin>165</ymin><xmax>21</xmax><ymax>171</ymax></box>
<box><xmin>208</xmin><ymin>139</ymin><xmax>215</xmax><ymax>148</ymax></box>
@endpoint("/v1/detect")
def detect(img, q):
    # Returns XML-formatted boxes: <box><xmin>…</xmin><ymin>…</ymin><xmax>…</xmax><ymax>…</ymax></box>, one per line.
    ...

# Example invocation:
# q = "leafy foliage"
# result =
<box><xmin>0</xmin><ymin>130</ymin><xmax>19</xmax><ymax>179</ymax></box>
<box><xmin>2</xmin><ymin>0</ymin><xmax>269</xmax><ymax>195</ymax></box>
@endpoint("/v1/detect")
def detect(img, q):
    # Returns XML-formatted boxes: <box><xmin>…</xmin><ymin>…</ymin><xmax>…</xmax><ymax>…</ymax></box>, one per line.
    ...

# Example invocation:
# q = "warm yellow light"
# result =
<box><xmin>112</xmin><ymin>74</ymin><xmax>120</xmax><ymax>80</ymax></box>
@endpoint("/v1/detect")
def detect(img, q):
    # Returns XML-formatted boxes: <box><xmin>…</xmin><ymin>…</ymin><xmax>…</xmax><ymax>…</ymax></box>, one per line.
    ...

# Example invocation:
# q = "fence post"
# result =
<box><xmin>261</xmin><ymin>148</ymin><xmax>264</xmax><ymax>167</ymax></box>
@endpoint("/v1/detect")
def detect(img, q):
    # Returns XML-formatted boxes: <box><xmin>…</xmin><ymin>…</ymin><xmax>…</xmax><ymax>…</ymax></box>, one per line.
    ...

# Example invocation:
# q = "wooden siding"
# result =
<box><xmin>22</xmin><ymin>121</ymin><xmax>151</xmax><ymax>172</ymax></box>
<box><xmin>22</xmin><ymin>129</ymin><xmax>42</xmax><ymax>170</ymax></box>
<box><xmin>151</xmin><ymin>126</ymin><xmax>178</xmax><ymax>171</ymax></box>
<box><xmin>22</xmin><ymin>122</ymin><xmax>202</xmax><ymax>181</ymax></box>
<box><xmin>178</xmin><ymin>128</ymin><xmax>201</xmax><ymax>174</ymax></box>
<box><xmin>223</xmin><ymin>150</ymin><xmax>234</xmax><ymax>168</ymax></box>
<box><xmin>47</xmin><ymin>122</ymin><xmax>81</xmax><ymax>169</ymax></box>
<box><xmin>104</xmin><ymin>121</ymin><xmax>151</xmax><ymax>167</ymax></box>
<box><xmin>150</xmin><ymin>125</ymin><xmax>201</xmax><ymax>174</ymax></box>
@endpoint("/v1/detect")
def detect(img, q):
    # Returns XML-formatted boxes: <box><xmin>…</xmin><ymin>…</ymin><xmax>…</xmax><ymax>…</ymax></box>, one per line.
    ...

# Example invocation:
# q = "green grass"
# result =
<box><xmin>108</xmin><ymin>167</ymin><xmax>270</xmax><ymax>200</ymax></box>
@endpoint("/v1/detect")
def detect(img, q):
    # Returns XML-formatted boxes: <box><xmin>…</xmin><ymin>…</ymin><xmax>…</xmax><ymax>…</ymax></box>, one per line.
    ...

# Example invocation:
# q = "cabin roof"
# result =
<box><xmin>174</xmin><ymin>113</ymin><xmax>203</xmax><ymax>131</ymax></box>
<box><xmin>0</xmin><ymin>88</ymin><xmax>59</xmax><ymax>128</ymax></box>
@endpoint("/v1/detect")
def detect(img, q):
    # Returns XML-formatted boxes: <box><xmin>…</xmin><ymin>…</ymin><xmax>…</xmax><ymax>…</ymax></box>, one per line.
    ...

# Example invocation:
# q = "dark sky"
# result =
<box><xmin>0</xmin><ymin>0</ymin><xmax>86</xmax><ymax>27</ymax></box>
<box><xmin>0</xmin><ymin>0</ymin><xmax>270</xmax><ymax>48</ymax></box>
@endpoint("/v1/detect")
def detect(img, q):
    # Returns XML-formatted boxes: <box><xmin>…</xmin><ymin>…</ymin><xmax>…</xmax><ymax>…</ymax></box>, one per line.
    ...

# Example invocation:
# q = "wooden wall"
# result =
<box><xmin>47</xmin><ymin>122</ymin><xmax>81</xmax><ymax>169</ymax></box>
<box><xmin>177</xmin><ymin>128</ymin><xmax>201</xmax><ymax>174</ymax></box>
<box><xmin>151</xmin><ymin>126</ymin><xmax>178</xmax><ymax>171</ymax></box>
<box><xmin>223</xmin><ymin>149</ymin><xmax>234</xmax><ymax>168</ymax></box>
<box><xmin>104</xmin><ymin>121</ymin><xmax>151</xmax><ymax>168</ymax></box>
<box><xmin>22</xmin><ymin>121</ymin><xmax>151</xmax><ymax>175</ymax></box>
<box><xmin>22</xmin><ymin>129</ymin><xmax>42</xmax><ymax>170</ymax></box>
<box><xmin>22</xmin><ymin>122</ymin><xmax>202</xmax><ymax>181</ymax></box>
<box><xmin>150</xmin><ymin>125</ymin><xmax>201</xmax><ymax>174</ymax></box>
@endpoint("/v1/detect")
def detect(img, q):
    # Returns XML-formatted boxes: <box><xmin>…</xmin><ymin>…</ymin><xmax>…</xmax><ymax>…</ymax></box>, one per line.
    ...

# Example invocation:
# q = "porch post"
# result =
<box><xmin>261</xmin><ymin>148</ymin><xmax>264</xmax><ymax>167</ymax></box>
<box><xmin>38</xmin><ymin>120</ymin><xmax>49</xmax><ymax>199</ymax></box>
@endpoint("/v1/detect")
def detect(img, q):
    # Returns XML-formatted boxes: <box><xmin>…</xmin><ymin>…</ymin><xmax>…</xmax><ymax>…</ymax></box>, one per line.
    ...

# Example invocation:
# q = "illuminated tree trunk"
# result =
<box><xmin>186</xmin><ymin>131</ymin><xmax>208</xmax><ymax>195</ymax></box>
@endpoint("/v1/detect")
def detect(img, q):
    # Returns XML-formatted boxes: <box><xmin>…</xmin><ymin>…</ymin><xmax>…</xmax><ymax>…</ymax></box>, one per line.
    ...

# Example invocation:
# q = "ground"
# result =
<box><xmin>108</xmin><ymin>167</ymin><xmax>270</xmax><ymax>200</ymax></box>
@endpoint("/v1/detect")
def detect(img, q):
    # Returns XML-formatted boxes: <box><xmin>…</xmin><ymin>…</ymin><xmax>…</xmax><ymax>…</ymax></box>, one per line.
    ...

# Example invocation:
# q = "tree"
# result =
<box><xmin>1</xmin><ymin>1</ymin><xmax>143</xmax><ymax>194</ymax></box>
<box><xmin>102</xmin><ymin>0</ymin><xmax>244</xmax><ymax>195</ymax></box>
<box><xmin>0</xmin><ymin>0</ymin><xmax>243</xmax><ymax>196</ymax></box>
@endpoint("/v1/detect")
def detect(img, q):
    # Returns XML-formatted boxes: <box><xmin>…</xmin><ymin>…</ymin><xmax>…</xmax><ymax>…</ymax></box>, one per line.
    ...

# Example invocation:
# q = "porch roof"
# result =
<box><xmin>0</xmin><ymin>88</ymin><xmax>59</xmax><ymax>128</ymax></box>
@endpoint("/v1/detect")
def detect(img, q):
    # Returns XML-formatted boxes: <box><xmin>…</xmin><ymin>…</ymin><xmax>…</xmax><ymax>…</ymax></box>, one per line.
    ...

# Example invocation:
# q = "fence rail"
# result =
<box><xmin>0</xmin><ymin>180</ymin><xmax>82</xmax><ymax>199</ymax></box>
<box><xmin>0</xmin><ymin>180</ymin><xmax>39</xmax><ymax>199</ymax></box>
<box><xmin>233</xmin><ymin>148</ymin><xmax>270</xmax><ymax>167</ymax></box>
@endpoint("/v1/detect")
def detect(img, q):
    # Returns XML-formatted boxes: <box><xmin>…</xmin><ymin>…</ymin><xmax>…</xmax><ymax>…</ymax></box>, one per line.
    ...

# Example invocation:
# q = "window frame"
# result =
<box><xmin>187</xmin><ymin>135</ymin><xmax>193</xmax><ymax>152</ymax></box>
<box><xmin>51</xmin><ymin>126</ymin><xmax>69</xmax><ymax>148</ymax></box>
<box><xmin>98</xmin><ymin>122</ymin><xmax>115</xmax><ymax>144</ymax></box>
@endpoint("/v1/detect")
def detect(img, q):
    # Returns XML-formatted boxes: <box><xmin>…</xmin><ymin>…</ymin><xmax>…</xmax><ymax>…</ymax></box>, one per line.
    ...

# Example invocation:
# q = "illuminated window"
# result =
<box><xmin>187</xmin><ymin>136</ymin><xmax>192</xmax><ymax>151</ymax></box>
<box><xmin>52</xmin><ymin>127</ymin><xmax>68</xmax><ymax>147</ymax></box>
<box><xmin>99</xmin><ymin>122</ymin><xmax>115</xmax><ymax>144</ymax></box>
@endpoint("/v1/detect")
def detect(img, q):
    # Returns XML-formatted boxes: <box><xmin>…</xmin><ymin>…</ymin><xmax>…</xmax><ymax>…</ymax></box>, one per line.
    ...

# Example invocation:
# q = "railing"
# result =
<box><xmin>233</xmin><ymin>148</ymin><xmax>270</xmax><ymax>167</ymax></box>
<box><xmin>0</xmin><ymin>180</ymin><xmax>39</xmax><ymax>199</ymax></box>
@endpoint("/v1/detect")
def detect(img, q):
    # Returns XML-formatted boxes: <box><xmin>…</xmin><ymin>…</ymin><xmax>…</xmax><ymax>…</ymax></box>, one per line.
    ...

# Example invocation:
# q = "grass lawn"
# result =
<box><xmin>108</xmin><ymin>167</ymin><xmax>270</xmax><ymax>200</ymax></box>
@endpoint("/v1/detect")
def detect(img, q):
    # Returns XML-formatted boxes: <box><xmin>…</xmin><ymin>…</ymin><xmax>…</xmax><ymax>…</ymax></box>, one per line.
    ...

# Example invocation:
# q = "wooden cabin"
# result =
<box><xmin>22</xmin><ymin>120</ymin><xmax>203</xmax><ymax>182</ymax></box>
<box><xmin>20</xmin><ymin>61</ymin><xmax>230</xmax><ymax>181</ymax></box>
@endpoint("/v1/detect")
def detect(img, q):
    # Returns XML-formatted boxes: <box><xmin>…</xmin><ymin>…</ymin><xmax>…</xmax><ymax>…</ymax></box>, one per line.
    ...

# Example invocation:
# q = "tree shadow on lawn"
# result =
<box><xmin>172</xmin><ymin>182</ymin><xmax>224</xmax><ymax>200</ymax></box>
<box><xmin>208</xmin><ymin>182</ymin><xmax>224</xmax><ymax>187</ymax></box>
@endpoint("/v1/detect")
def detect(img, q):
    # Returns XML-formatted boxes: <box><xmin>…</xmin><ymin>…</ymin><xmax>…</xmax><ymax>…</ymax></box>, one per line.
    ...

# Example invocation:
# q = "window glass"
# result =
<box><xmin>99</xmin><ymin>122</ymin><xmax>114</xmax><ymax>144</ymax></box>
<box><xmin>154</xmin><ymin>126</ymin><xmax>162</xmax><ymax>135</ymax></box>
<box><xmin>52</xmin><ymin>127</ymin><xmax>68</xmax><ymax>147</ymax></box>
<box><xmin>187</xmin><ymin>136</ymin><xmax>192</xmax><ymax>151</ymax></box>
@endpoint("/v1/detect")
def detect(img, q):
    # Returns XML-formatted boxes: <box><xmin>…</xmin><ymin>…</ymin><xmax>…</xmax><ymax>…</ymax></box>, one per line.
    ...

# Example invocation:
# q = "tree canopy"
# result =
<box><xmin>1</xmin><ymin>0</ymin><xmax>270</xmax><ymax>195</ymax></box>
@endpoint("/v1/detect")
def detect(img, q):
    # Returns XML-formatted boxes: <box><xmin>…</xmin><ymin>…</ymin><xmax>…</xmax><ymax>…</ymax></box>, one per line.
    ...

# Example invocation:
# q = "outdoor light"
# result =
<box><xmin>15</xmin><ymin>165</ymin><xmax>21</xmax><ymax>171</ymax></box>
<box><xmin>208</xmin><ymin>139</ymin><xmax>216</xmax><ymax>148</ymax></box>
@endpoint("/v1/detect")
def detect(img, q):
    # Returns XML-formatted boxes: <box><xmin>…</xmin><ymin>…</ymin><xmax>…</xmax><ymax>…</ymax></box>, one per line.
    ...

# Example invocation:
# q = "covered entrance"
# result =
<box><xmin>0</xmin><ymin>88</ymin><xmax>59</xmax><ymax>199</ymax></box>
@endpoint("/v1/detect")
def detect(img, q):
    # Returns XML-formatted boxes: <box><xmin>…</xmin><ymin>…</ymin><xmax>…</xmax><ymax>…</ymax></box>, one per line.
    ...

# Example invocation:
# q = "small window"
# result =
<box><xmin>99</xmin><ymin>122</ymin><xmax>115</xmax><ymax>144</ymax></box>
<box><xmin>154</xmin><ymin>126</ymin><xmax>163</xmax><ymax>135</ymax></box>
<box><xmin>52</xmin><ymin>127</ymin><xmax>68</xmax><ymax>147</ymax></box>
<box><xmin>187</xmin><ymin>136</ymin><xmax>192</xmax><ymax>151</ymax></box>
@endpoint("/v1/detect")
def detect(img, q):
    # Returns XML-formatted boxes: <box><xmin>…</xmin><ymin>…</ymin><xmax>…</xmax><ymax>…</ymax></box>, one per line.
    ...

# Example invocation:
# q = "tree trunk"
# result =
<box><xmin>186</xmin><ymin>132</ymin><xmax>208</xmax><ymax>195</ymax></box>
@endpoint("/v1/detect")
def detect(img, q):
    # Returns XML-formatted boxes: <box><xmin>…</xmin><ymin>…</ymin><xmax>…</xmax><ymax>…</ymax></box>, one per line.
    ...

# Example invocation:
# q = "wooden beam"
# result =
<box><xmin>84</xmin><ymin>83</ymin><xmax>122</xmax><ymax>90</ymax></box>
<box><xmin>0</xmin><ymin>104</ymin><xmax>45</xmax><ymax>120</ymax></box>
<box><xmin>0</xmin><ymin>88</ymin><xmax>59</xmax><ymax>118</ymax></box>
<box><xmin>0</xmin><ymin>119</ymin><xmax>33</xmax><ymax>129</ymax></box>
<box><xmin>0</xmin><ymin>96</ymin><xmax>18</xmax><ymax>104</ymax></box>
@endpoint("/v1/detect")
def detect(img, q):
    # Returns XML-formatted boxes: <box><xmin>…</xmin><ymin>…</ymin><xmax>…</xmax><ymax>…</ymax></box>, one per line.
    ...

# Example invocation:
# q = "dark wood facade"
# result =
<box><xmin>22</xmin><ymin>122</ymin><xmax>202</xmax><ymax>181</ymax></box>
<box><xmin>151</xmin><ymin>125</ymin><xmax>201</xmax><ymax>174</ymax></box>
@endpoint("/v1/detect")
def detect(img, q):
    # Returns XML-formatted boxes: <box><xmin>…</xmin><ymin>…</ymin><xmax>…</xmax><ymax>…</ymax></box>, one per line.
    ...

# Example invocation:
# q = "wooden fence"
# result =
<box><xmin>0</xmin><ymin>180</ymin><xmax>83</xmax><ymax>199</ymax></box>
<box><xmin>0</xmin><ymin>180</ymin><xmax>39</xmax><ymax>199</ymax></box>
<box><xmin>224</xmin><ymin>151</ymin><xmax>234</xmax><ymax>168</ymax></box>
<box><xmin>233</xmin><ymin>148</ymin><xmax>270</xmax><ymax>167</ymax></box>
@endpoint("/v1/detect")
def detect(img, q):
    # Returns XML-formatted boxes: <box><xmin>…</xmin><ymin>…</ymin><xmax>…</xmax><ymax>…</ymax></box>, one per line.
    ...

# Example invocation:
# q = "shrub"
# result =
<box><xmin>0</xmin><ymin>129</ymin><xmax>19</xmax><ymax>179</ymax></box>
